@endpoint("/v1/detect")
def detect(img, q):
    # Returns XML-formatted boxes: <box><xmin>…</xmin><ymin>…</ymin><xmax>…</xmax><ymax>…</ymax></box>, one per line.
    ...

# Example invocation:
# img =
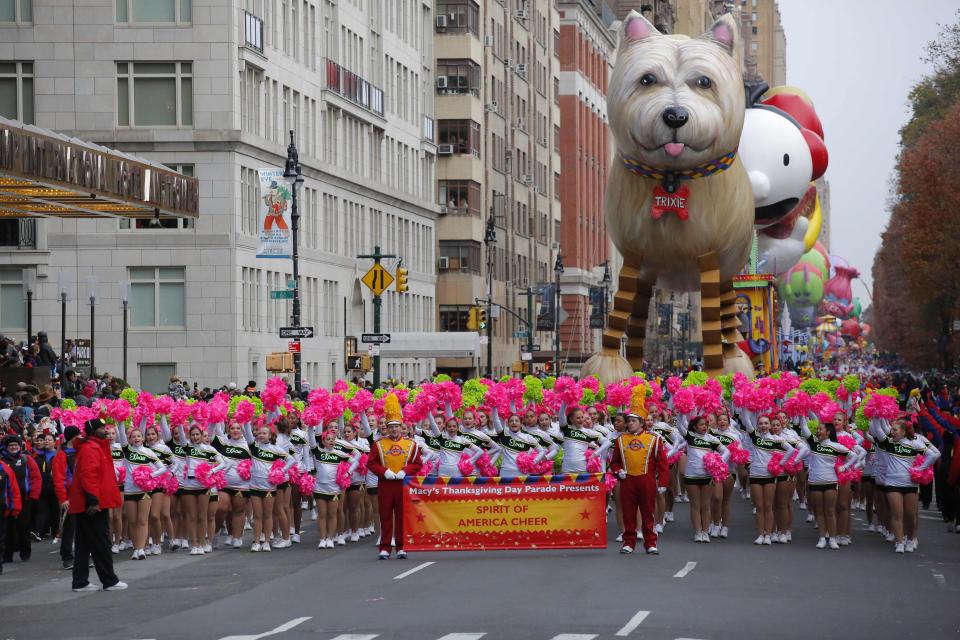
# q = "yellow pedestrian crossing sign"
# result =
<box><xmin>361</xmin><ymin>263</ymin><xmax>393</xmax><ymax>296</ymax></box>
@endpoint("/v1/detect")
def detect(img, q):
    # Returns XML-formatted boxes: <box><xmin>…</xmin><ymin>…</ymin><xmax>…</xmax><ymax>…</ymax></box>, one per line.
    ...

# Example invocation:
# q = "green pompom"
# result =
<box><xmin>799</xmin><ymin>379</ymin><xmax>823</xmax><ymax>396</ymax></box>
<box><xmin>462</xmin><ymin>379</ymin><xmax>488</xmax><ymax>408</ymax></box>
<box><xmin>250</xmin><ymin>396</ymin><xmax>263</xmax><ymax>416</ymax></box>
<box><xmin>854</xmin><ymin>402</ymin><xmax>869</xmax><ymax>432</ymax></box>
<box><xmin>523</xmin><ymin>375</ymin><xmax>543</xmax><ymax>404</ymax></box>
<box><xmin>344</xmin><ymin>383</ymin><xmax>359</xmax><ymax>400</ymax></box>
<box><xmin>543</xmin><ymin>376</ymin><xmax>556</xmax><ymax>389</ymax></box>
<box><xmin>292</xmin><ymin>400</ymin><xmax>305</xmax><ymax>413</ymax></box>
<box><xmin>824</xmin><ymin>380</ymin><xmax>840</xmax><ymax>399</ymax></box>
<box><xmin>61</xmin><ymin>398</ymin><xmax>76</xmax><ymax>410</ymax></box>
<box><xmin>717</xmin><ymin>374</ymin><xmax>733</xmax><ymax>400</ymax></box>
<box><xmin>875</xmin><ymin>387</ymin><xmax>899</xmax><ymax>398</ymax></box>
<box><xmin>373</xmin><ymin>389</ymin><xmax>386</xmax><ymax>399</ymax></box>
<box><xmin>407</xmin><ymin>387</ymin><xmax>422</xmax><ymax>405</ymax></box>
<box><xmin>119</xmin><ymin>388</ymin><xmax>138</xmax><ymax>406</ymax></box>
<box><xmin>633</xmin><ymin>371</ymin><xmax>647</xmax><ymax>380</ymax></box>
<box><xmin>433</xmin><ymin>374</ymin><xmax>452</xmax><ymax>383</ymax></box>
<box><xmin>581</xmin><ymin>389</ymin><xmax>597</xmax><ymax>406</ymax></box>
<box><xmin>499</xmin><ymin>375</ymin><xmax>511</xmax><ymax>383</ymax></box>
<box><xmin>343</xmin><ymin>408</ymin><xmax>354</xmax><ymax>423</ymax></box>
<box><xmin>842</xmin><ymin>375</ymin><xmax>860</xmax><ymax>392</ymax></box>
<box><xmin>682</xmin><ymin>371</ymin><xmax>708</xmax><ymax>388</ymax></box>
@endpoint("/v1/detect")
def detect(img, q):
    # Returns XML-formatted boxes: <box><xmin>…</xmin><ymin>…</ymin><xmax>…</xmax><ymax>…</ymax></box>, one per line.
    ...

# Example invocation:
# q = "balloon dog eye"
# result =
<box><xmin>783</xmin><ymin>153</ymin><xmax>790</xmax><ymax>166</ymax></box>
<box><xmin>695</xmin><ymin>76</ymin><xmax>712</xmax><ymax>89</ymax></box>
<box><xmin>640</xmin><ymin>73</ymin><xmax>657</xmax><ymax>86</ymax></box>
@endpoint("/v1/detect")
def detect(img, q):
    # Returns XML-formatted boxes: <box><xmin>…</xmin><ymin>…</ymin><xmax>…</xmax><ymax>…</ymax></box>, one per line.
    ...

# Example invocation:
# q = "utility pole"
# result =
<box><xmin>554</xmin><ymin>251</ymin><xmax>564</xmax><ymax>374</ymax></box>
<box><xmin>357</xmin><ymin>245</ymin><xmax>397</xmax><ymax>388</ymax></box>
<box><xmin>484</xmin><ymin>214</ymin><xmax>496</xmax><ymax>378</ymax></box>
<box><xmin>282</xmin><ymin>130</ymin><xmax>305</xmax><ymax>395</ymax></box>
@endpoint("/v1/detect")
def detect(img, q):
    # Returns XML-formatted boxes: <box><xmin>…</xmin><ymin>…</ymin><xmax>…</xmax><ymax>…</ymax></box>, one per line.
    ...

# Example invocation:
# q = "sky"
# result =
<box><xmin>777</xmin><ymin>0</ymin><xmax>960</xmax><ymax>305</ymax></box>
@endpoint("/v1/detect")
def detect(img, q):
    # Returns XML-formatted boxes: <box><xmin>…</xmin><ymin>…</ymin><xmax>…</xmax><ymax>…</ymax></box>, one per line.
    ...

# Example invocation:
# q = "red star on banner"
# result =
<box><xmin>580</xmin><ymin>509</ymin><xmax>591</xmax><ymax>521</ymax></box>
<box><xmin>416</xmin><ymin>512</ymin><xmax>426</xmax><ymax>523</ymax></box>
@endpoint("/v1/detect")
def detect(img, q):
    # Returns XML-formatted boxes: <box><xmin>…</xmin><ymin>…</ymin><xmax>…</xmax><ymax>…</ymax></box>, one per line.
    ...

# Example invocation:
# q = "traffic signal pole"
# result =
<box><xmin>357</xmin><ymin>245</ymin><xmax>397</xmax><ymax>388</ymax></box>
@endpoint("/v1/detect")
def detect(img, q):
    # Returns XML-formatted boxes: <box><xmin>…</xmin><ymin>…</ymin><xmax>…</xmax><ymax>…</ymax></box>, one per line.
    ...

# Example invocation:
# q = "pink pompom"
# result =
<box><xmin>783</xmin><ymin>451</ymin><xmax>804</xmax><ymax>475</ymax></box>
<box><xmin>728</xmin><ymin>441</ymin><xmax>750</xmax><ymax>465</ymax></box>
<box><xmin>236</xmin><ymin>459</ymin><xmax>252</xmax><ymax>481</ymax></box>
<box><xmin>335</xmin><ymin>461</ymin><xmax>352</xmax><ymax>488</ymax></box>
<box><xmin>356</xmin><ymin>453</ymin><xmax>369</xmax><ymax>478</ymax></box>
<box><xmin>161</xmin><ymin>472</ymin><xmax>179</xmax><ymax>495</ymax></box>
<box><xmin>603</xmin><ymin>472</ymin><xmax>617</xmax><ymax>494</ymax></box>
<box><xmin>297</xmin><ymin>472</ymin><xmax>316</xmax><ymax>494</ymax></box>
<box><xmin>704</xmin><ymin>452</ymin><xmax>729</xmax><ymax>482</ymax></box>
<box><xmin>693</xmin><ymin>386</ymin><xmax>722</xmax><ymax>415</ymax></box>
<box><xmin>347</xmin><ymin>389</ymin><xmax>374</xmax><ymax>415</ymax></box>
<box><xmin>476</xmin><ymin>452</ymin><xmax>498</xmax><ymax>477</ymax></box>
<box><xmin>169</xmin><ymin>401</ymin><xmax>192</xmax><ymax>427</ymax></box>
<box><xmin>332</xmin><ymin>380</ymin><xmax>349</xmax><ymax>394</ymax></box>
<box><xmin>267</xmin><ymin>459</ymin><xmax>287</xmax><ymax>485</ymax></box>
<box><xmin>909</xmin><ymin>456</ymin><xmax>934</xmax><ymax>485</ymax></box>
<box><xmin>116</xmin><ymin>465</ymin><xmax>126</xmax><ymax>484</ymax></box>
<box><xmin>783</xmin><ymin>393</ymin><xmax>812</xmax><ymax>418</ymax></box>
<box><xmin>194</xmin><ymin>462</ymin><xmax>212</xmax><ymax>486</ymax></box>
<box><xmin>834</xmin><ymin>457</ymin><xmax>861</xmax><ymax>484</ymax></box>
<box><xmin>817</xmin><ymin>400</ymin><xmax>843</xmax><ymax>423</ymax></box>
<box><xmin>836</xmin><ymin>433</ymin><xmax>857</xmax><ymax>450</ymax></box>
<box><xmin>132</xmin><ymin>465</ymin><xmax>157</xmax><ymax>492</ymax></box>
<box><xmin>605</xmin><ymin>383</ymin><xmax>631</xmax><ymax>409</ymax></box>
<box><xmin>585</xmin><ymin>451</ymin><xmax>602</xmax><ymax>473</ymax></box>
<box><xmin>153</xmin><ymin>395</ymin><xmax>175</xmax><ymax>416</ymax></box>
<box><xmin>261</xmin><ymin>377</ymin><xmax>288</xmax><ymax>412</ymax></box>
<box><xmin>206</xmin><ymin>398</ymin><xmax>229</xmax><ymax>425</ymax></box>
<box><xmin>458</xmin><ymin>452</ymin><xmax>475</xmax><ymax>477</ymax></box>
<box><xmin>665</xmin><ymin>376</ymin><xmax>682</xmax><ymax>395</ymax></box>
<box><xmin>516</xmin><ymin>450</ymin><xmax>537</xmax><ymax>475</ymax></box>
<box><xmin>863</xmin><ymin>394</ymin><xmax>899</xmax><ymax>421</ymax></box>
<box><xmin>301</xmin><ymin>406</ymin><xmax>324</xmax><ymax>427</ymax></box>
<box><xmin>554</xmin><ymin>376</ymin><xmax>581</xmax><ymax>405</ymax></box>
<box><xmin>418</xmin><ymin>459</ymin><xmax>436</xmax><ymax>476</ymax></box>
<box><xmin>287</xmin><ymin>465</ymin><xmax>301</xmax><ymax>484</ymax></box>
<box><xmin>767</xmin><ymin>451</ymin><xmax>785</xmax><ymax>477</ymax></box>
<box><xmin>109</xmin><ymin>399</ymin><xmax>132</xmax><ymax>424</ymax></box>
<box><xmin>667</xmin><ymin>450</ymin><xmax>682</xmax><ymax>466</ymax></box>
<box><xmin>672</xmin><ymin>387</ymin><xmax>695</xmax><ymax>414</ymax></box>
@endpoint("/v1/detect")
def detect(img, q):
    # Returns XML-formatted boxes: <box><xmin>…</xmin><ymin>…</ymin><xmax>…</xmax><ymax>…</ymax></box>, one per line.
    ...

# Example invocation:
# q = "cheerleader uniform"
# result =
<box><xmin>110</xmin><ymin>442</ymin><xmax>124</xmax><ymax>488</ymax></box>
<box><xmin>211</xmin><ymin>424</ymin><xmax>252</xmax><ymax>496</ymax></box>
<box><xmin>340</xmin><ymin>437</ymin><xmax>370</xmax><ymax>489</ymax></box>
<box><xmin>115</xmin><ymin>427</ymin><xmax>166</xmax><ymax>500</ymax></box>
<box><xmin>290</xmin><ymin>426</ymin><xmax>313</xmax><ymax>477</ymax></box>
<box><xmin>738</xmin><ymin>411</ymin><xmax>795</xmax><ymax>485</ymax></box>
<box><xmin>359</xmin><ymin>414</ymin><xmax>380</xmax><ymax>494</ymax></box>
<box><xmin>426</xmin><ymin>413</ymin><xmax>483</xmax><ymax>477</ymax></box>
<box><xmin>306</xmin><ymin>427</ymin><xmax>351</xmax><ymax>499</ymax></box>
<box><xmin>869</xmin><ymin>419</ymin><xmax>940</xmax><ymax>494</ymax></box>
<box><xmin>674</xmin><ymin>416</ymin><xmax>730</xmax><ymax>485</ymax></box>
<box><xmin>523</xmin><ymin>425</ymin><xmax>557</xmax><ymax>463</ymax></box>
<box><xmin>710</xmin><ymin>424</ymin><xmax>744</xmax><ymax>473</ymax></box>
<box><xmin>797</xmin><ymin>420</ymin><xmax>852</xmax><ymax>491</ymax></box>
<box><xmin>242</xmin><ymin>423</ymin><xmax>296</xmax><ymax>498</ymax></box>
<box><xmin>552</xmin><ymin>405</ymin><xmax>610</xmax><ymax>474</ymax></box>
<box><xmin>492</xmin><ymin>411</ymin><xmax>542</xmax><ymax>477</ymax></box>
<box><xmin>175</xmin><ymin>426</ymin><xmax>225</xmax><ymax>495</ymax></box>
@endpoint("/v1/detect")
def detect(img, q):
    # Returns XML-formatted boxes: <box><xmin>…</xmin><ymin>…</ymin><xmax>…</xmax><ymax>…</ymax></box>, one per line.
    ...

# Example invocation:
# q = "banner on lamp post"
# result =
<box><xmin>256</xmin><ymin>168</ymin><xmax>292</xmax><ymax>259</ymax></box>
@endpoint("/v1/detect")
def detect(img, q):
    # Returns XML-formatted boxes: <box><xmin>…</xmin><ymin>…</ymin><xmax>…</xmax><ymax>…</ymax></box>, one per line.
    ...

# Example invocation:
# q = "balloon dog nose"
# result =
<box><xmin>662</xmin><ymin>106</ymin><xmax>689</xmax><ymax>129</ymax></box>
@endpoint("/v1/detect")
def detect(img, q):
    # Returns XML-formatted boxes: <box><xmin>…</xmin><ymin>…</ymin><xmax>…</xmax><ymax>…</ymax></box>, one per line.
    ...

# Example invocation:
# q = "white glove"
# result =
<box><xmin>384</xmin><ymin>469</ymin><xmax>396</xmax><ymax>480</ymax></box>
<box><xmin>395</xmin><ymin>470</ymin><xmax>406</xmax><ymax>480</ymax></box>
<box><xmin>657</xmin><ymin>487</ymin><xmax>667</xmax><ymax>494</ymax></box>
<box><xmin>617</xmin><ymin>469</ymin><xmax>627</xmax><ymax>480</ymax></box>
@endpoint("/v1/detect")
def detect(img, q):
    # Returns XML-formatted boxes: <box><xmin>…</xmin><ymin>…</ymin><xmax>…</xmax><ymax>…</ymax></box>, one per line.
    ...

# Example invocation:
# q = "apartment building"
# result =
<box><xmin>0</xmin><ymin>0</ymin><xmax>438</xmax><ymax>391</ymax></box>
<box><xmin>433</xmin><ymin>0</ymin><xmax>562</xmax><ymax>377</ymax></box>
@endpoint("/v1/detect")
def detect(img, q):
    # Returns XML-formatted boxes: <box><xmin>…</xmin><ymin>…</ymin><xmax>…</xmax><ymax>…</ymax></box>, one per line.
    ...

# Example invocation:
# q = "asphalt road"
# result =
<box><xmin>1</xmin><ymin>493</ymin><xmax>958</xmax><ymax>640</ymax></box>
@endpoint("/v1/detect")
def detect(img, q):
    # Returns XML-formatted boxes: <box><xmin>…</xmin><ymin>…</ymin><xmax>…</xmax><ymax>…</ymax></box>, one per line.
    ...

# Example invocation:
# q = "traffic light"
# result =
<box><xmin>395</xmin><ymin>267</ymin><xmax>409</xmax><ymax>293</ymax></box>
<box><xmin>478</xmin><ymin>307</ymin><xmax>488</xmax><ymax>330</ymax></box>
<box><xmin>467</xmin><ymin>306</ymin><xmax>479</xmax><ymax>330</ymax></box>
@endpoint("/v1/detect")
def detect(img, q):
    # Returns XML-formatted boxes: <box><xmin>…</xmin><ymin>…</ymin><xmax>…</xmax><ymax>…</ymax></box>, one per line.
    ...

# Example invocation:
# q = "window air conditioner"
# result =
<box><xmin>436</xmin><ymin>76</ymin><xmax>448</xmax><ymax>89</ymax></box>
<box><xmin>515</xmin><ymin>63</ymin><xmax>527</xmax><ymax>74</ymax></box>
<box><xmin>437</xmin><ymin>144</ymin><xmax>454</xmax><ymax>155</ymax></box>
<box><xmin>438</xmin><ymin>256</ymin><xmax>450</xmax><ymax>270</ymax></box>
<box><xmin>515</xmin><ymin>9</ymin><xmax>529</xmax><ymax>19</ymax></box>
<box><xmin>484</xmin><ymin>102</ymin><xmax>498</xmax><ymax>112</ymax></box>
<box><xmin>435</xmin><ymin>15</ymin><xmax>447</xmax><ymax>28</ymax></box>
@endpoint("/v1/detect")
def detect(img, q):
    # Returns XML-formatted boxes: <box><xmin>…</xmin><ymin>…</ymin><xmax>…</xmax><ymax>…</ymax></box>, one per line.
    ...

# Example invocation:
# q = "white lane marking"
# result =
<box><xmin>615</xmin><ymin>610</ymin><xmax>651</xmax><ymax>636</ymax></box>
<box><xmin>393</xmin><ymin>560</ymin><xmax>435</xmax><ymax>580</ymax></box>
<box><xmin>549</xmin><ymin>636</ymin><xmax>598</xmax><ymax>640</ymax></box>
<box><xmin>933</xmin><ymin>573</ymin><xmax>947</xmax><ymax>588</ymax></box>
<box><xmin>673</xmin><ymin>561</ymin><xmax>697</xmax><ymax>578</ymax></box>
<box><xmin>218</xmin><ymin>616</ymin><xmax>312</xmax><ymax>640</ymax></box>
<box><xmin>327</xmin><ymin>636</ymin><xmax>379</xmax><ymax>640</ymax></box>
<box><xmin>919</xmin><ymin>514</ymin><xmax>941</xmax><ymax>521</ymax></box>
<box><xmin>436</xmin><ymin>635</ymin><xmax>486</xmax><ymax>640</ymax></box>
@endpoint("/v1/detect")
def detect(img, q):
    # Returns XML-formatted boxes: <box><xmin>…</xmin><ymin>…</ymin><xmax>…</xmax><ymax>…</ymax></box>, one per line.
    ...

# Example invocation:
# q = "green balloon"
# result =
<box><xmin>850</xmin><ymin>297</ymin><xmax>862</xmax><ymax>319</ymax></box>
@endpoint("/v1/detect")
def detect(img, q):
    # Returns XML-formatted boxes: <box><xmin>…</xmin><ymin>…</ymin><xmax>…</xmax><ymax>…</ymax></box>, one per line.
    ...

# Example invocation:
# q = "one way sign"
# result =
<box><xmin>279</xmin><ymin>326</ymin><xmax>314</xmax><ymax>339</ymax></box>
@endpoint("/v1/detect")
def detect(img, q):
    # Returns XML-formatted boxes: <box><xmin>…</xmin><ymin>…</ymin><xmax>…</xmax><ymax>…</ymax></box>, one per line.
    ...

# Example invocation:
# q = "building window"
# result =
<box><xmin>752</xmin><ymin>26</ymin><xmax>758</xmax><ymax>35</ymax></box>
<box><xmin>0</xmin><ymin>0</ymin><xmax>30</xmax><ymax>23</ymax></box>
<box><xmin>139</xmin><ymin>363</ymin><xmax>176</xmax><ymax>394</ymax></box>
<box><xmin>435</xmin><ymin>1</ymin><xmax>479</xmax><ymax>37</ymax></box>
<box><xmin>436</xmin><ymin>59</ymin><xmax>480</xmax><ymax>96</ymax></box>
<box><xmin>437</xmin><ymin>119</ymin><xmax>481</xmax><ymax>156</ymax></box>
<box><xmin>0</xmin><ymin>62</ymin><xmax>33</xmax><ymax>124</ymax></box>
<box><xmin>116</xmin><ymin>0</ymin><xmax>191</xmax><ymax>23</ymax></box>
<box><xmin>438</xmin><ymin>240</ymin><xmax>481</xmax><ymax>274</ymax></box>
<box><xmin>439</xmin><ymin>305</ymin><xmax>473</xmax><ymax>331</ymax></box>
<box><xmin>554</xmin><ymin>76</ymin><xmax>560</xmax><ymax>105</ymax></box>
<box><xmin>0</xmin><ymin>270</ymin><xmax>24</xmax><ymax>330</ymax></box>
<box><xmin>129</xmin><ymin>267</ymin><xmax>186</xmax><ymax>328</ymax></box>
<box><xmin>119</xmin><ymin>165</ymin><xmax>196</xmax><ymax>230</ymax></box>
<box><xmin>439</xmin><ymin>180</ymin><xmax>481</xmax><ymax>215</ymax></box>
<box><xmin>117</xmin><ymin>62</ymin><xmax>193</xmax><ymax>127</ymax></box>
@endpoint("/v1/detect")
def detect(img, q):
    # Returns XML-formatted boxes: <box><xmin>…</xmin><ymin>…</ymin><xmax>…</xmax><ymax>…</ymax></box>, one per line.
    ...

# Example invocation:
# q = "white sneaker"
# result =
<box><xmin>615</xmin><ymin>533</ymin><xmax>623</xmax><ymax>542</ymax></box>
<box><xmin>72</xmin><ymin>583</ymin><xmax>100</xmax><ymax>592</ymax></box>
<box><xmin>885</xmin><ymin>532</ymin><xmax>895</xmax><ymax>543</ymax></box>
<box><xmin>131</xmin><ymin>550</ymin><xmax>142</xmax><ymax>560</ymax></box>
<box><xmin>277</xmin><ymin>539</ymin><xmax>292</xmax><ymax>548</ymax></box>
<box><xmin>261</xmin><ymin>542</ymin><xmax>271</xmax><ymax>552</ymax></box>
<box><xmin>244</xmin><ymin>520</ymin><xmax>252</xmax><ymax>531</ymax></box>
<box><xmin>250</xmin><ymin>542</ymin><xmax>261</xmax><ymax>552</ymax></box>
<box><xmin>232</xmin><ymin>538</ymin><xmax>242</xmax><ymax>549</ymax></box>
<box><xmin>350</xmin><ymin>532</ymin><xmax>360</xmax><ymax>543</ymax></box>
<box><xmin>894</xmin><ymin>542</ymin><xmax>905</xmax><ymax>553</ymax></box>
<box><xmin>816</xmin><ymin>537</ymin><xmax>827</xmax><ymax>549</ymax></box>
<box><xmin>203</xmin><ymin>543</ymin><xmax>213</xmax><ymax>553</ymax></box>
<box><xmin>103</xmin><ymin>581</ymin><xmax>129</xmax><ymax>591</ymax></box>
<box><xmin>784</xmin><ymin>531</ymin><xmax>792</xmax><ymax>542</ymax></box>
<box><xmin>905</xmin><ymin>539</ymin><xmax>916</xmax><ymax>553</ymax></box>
<box><xmin>151</xmin><ymin>544</ymin><xmax>162</xmax><ymax>555</ymax></box>
<box><xmin>620</xmin><ymin>545</ymin><xmax>634</xmax><ymax>554</ymax></box>
<box><xmin>799</xmin><ymin>501</ymin><xmax>807</xmax><ymax>510</ymax></box>
<box><xmin>754</xmin><ymin>535</ymin><xmax>765</xmax><ymax>545</ymax></box>
<box><xmin>838</xmin><ymin>536</ymin><xmax>850</xmax><ymax>546</ymax></box>
<box><xmin>110</xmin><ymin>544</ymin><xmax>119</xmax><ymax>554</ymax></box>
<box><xmin>378</xmin><ymin>550</ymin><xmax>389</xmax><ymax>559</ymax></box>
<box><xmin>189</xmin><ymin>547</ymin><xmax>201</xmax><ymax>555</ymax></box>
<box><xmin>867</xmin><ymin>524</ymin><xmax>876</xmax><ymax>532</ymax></box>
<box><xmin>828</xmin><ymin>538</ymin><xmax>840</xmax><ymax>550</ymax></box>
<box><xmin>910</xmin><ymin>538</ymin><xmax>919</xmax><ymax>549</ymax></box>
<box><xmin>708</xmin><ymin>524</ymin><xmax>719</xmax><ymax>538</ymax></box>
<box><xmin>336</xmin><ymin>534</ymin><xmax>346</xmax><ymax>546</ymax></box>
<box><xmin>702</xmin><ymin>532</ymin><xmax>711</xmax><ymax>543</ymax></box>
<box><xmin>762</xmin><ymin>535</ymin><xmax>772</xmax><ymax>545</ymax></box>
<box><xmin>311</xmin><ymin>508</ymin><xmax>317</xmax><ymax>521</ymax></box>
<box><xmin>665</xmin><ymin>511</ymin><xmax>674</xmax><ymax>522</ymax></box>
<box><xmin>646</xmin><ymin>546</ymin><xmax>659</xmax><ymax>555</ymax></box>
<box><xmin>771</xmin><ymin>532</ymin><xmax>783</xmax><ymax>544</ymax></box>
<box><xmin>654</xmin><ymin>523</ymin><xmax>664</xmax><ymax>534</ymax></box>
<box><xmin>291</xmin><ymin>533</ymin><xmax>300</xmax><ymax>544</ymax></box>
<box><xmin>396</xmin><ymin>550</ymin><xmax>407</xmax><ymax>559</ymax></box>
<box><xmin>719</xmin><ymin>526</ymin><xmax>729</xmax><ymax>538</ymax></box>
<box><xmin>806</xmin><ymin>513</ymin><xmax>815</xmax><ymax>523</ymax></box>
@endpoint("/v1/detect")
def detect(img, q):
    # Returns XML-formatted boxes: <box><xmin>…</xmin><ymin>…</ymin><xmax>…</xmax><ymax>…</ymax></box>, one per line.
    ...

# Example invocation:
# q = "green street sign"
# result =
<box><xmin>514</xmin><ymin>331</ymin><xmax>529</xmax><ymax>339</ymax></box>
<box><xmin>270</xmin><ymin>290</ymin><xmax>294</xmax><ymax>300</ymax></box>
<box><xmin>287</xmin><ymin>279</ymin><xmax>296</xmax><ymax>289</ymax></box>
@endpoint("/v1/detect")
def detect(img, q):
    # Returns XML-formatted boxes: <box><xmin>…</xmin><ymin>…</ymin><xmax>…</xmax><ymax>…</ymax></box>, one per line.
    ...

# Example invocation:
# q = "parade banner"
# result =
<box><xmin>256</xmin><ymin>168</ymin><xmax>292</xmax><ymax>258</ymax></box>
<box><xmin>403</xmin><ymin>474</ymin><xmax>607</xmax><ymax>551</ymax></box>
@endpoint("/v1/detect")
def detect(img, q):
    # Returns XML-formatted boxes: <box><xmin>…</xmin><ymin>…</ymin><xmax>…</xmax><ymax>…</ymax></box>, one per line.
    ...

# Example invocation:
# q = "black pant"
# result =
<box><xmin>33</xmin><ymin>488</ymin><xmax>59</xmax><ymax>538</ymax></box>
<box><xmin>3</xmin><ymin>499</ymin><xmax>32</xmax><ymax>561</ymax></box>
<box><xmin>0</xmin><ymin>515</ymin><xmax>5</xmax><ymax>573</ymax></box>
<box><xmin>72</xmin><ymin>510</ymin><xmax>118</xmax><ymax>589</ymax></box>
<box><xmin>60</xmin><ymin>512</ymin><xmax>75</xmax><ymax>561</ymax></box>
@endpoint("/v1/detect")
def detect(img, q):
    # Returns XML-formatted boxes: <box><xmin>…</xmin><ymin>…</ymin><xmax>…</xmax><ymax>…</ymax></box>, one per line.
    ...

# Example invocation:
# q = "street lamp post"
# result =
<box><xmin>601</xmin><ymin>260</ymin><xmax>611</xmax><ymax>329</ymax></box>
<box><xmin>56</xmin><ymin>272</ymin><xmax>72</xmax><ymax>378</ymax></box>
<box><xmin>282</xmin><ymin>130</ymin><xmax>305</xmax><ymax>396</ymax></box>
<box><xmin>553</xmin><ymin>251</ymin><xmax>564</xmax><ymax>374</ymax></box>
<box><xmin>24</xmin><ymin>270</ymin><xmax>35</xmax><ymax>344</ymax></box>
<box><xmin>120</xmin><ymin>280</ymin><xmax>130</xmax><ymax>383</ymax></box>
<box><xmin>484</xmin><ymin>214</ymin><xmax>496</xmax><ymax>378</ymax></box>
<box><xmin>86</xmin><ymin>276</ymin><xmax>99</xmax><ymax>378</ymax></box>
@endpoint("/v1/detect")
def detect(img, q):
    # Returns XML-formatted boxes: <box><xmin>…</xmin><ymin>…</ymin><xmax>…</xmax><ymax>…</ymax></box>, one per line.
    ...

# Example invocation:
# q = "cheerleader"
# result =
<box><xmin>211</xmin><ymin>420</ymin><xmax>252</xmax><ymax>549</ymax></box>
<box><xmin>553</xmin><ymin>405</ymin><xmax>610</xmax><ymax>474</ymax></box>
<box><xmin>306</xmin><ymin>425</ymin><xmax>351</xmax><ymax>549</ymax></box>
<box><xmin>201</xmin><ymin>430</ymin><xmax>222</xmax><ymax>551</ymax></box>
<box><xmin>870</xmin><ymin>416</ymin><xmax>940</xmax><ymax>553</ymax></box>
<box><xmin>831</xmin><ymin>410</ymin><xmax>862</xmax><ymax>546</ymax></box>
<box><xmin>339</xmin><ymin>421</ymin><xmax>370</xmax><ymax>542</ymax></box>
<box><xmin>174</xmin><ymin>423</ymin><xmax>226</xmax><ymax>556</ymax></box>
<box><xmin>798</xmin><ymin>417</ymin><xmax>860</xmax><ymax>549</ymax></box>
<box><xmin>145</xmin><ymin>423</ymin><xmax>175</xmax><ymax>554</ymax></box>
<box><xmin>158</xmin><ymin>416</ymin><xmax>188</xmax><ymax>551</ymax></box>
<box><xmin>242</xmin><ymin>420</ymin><xmax>295</xmax><ymax>552</ymax></box>
<box><xmin>770</xmin><ymin>415</ymin><xmax>807</xmax><ymax>543</ymax></box>
<box><xmin>524</xmin><ymin>409</ymin><xmax>558</xmax><ymax>464</ymax></box>
<box><xmin>738</xmin><ymin>411</ymin><xmax>795</xmax><ymax>545</ymax></box>
<box><xmin>651</xmin><ymin>407</ymin><xmax>680</xmax><ymax>531</ymax></box>
<box><xmin>861</xmin><ymin>435</ymin><xmax>879</xmax><ymax>532</ymax></box>
<box><xmin>426</xmin><ymin>411</ymin><xmax>484</xmax><ymax>477</ymax></box>
<box><xmin>288</xmin><ymin>417</ymin><xmax>312</xmax><ymax>544</ymax></box>
<box><xmin>271</xmin><ymin>417</ymin><xmax>296</xmax><ymax>549</ymax></box>
<box><xmin>674</xmin><ymin>413</ymin><xmax>729</xmax><ymax>542</ymax></box>
<box><xmin>709</xmin><ymin>411</ymin><xmax>743</xmax><ymax>539</ymax></box>
<box><xmin>492</xmin><ymin>409</ymin><xmax>542</xmax><ymax>477</ymax></box>
<box><xmin>107</xmin><ymin>426</ymin><xmax>126</xmax><ymax>554</ymax></box>
<box><xmin>115</xmin><ymin>422</ymin><xmax>167</xmax><ymax>560</ymax></box>
<box><xmin>462</xmin><ymin>409</ymin><xmax>502</xmax><ymax>461</ymax></box>
<box><xmin>359</xmin><ymin>412</ymin><xmax>381</xmax><ymax>539</ymax></box>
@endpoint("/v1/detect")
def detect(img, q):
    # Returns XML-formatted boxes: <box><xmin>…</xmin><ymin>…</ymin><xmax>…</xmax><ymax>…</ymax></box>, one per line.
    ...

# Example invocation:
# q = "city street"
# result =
<box><xmin>2</xmin><ymin>496</ymin><xmax>958</xmax><ymax>640</ymax></box>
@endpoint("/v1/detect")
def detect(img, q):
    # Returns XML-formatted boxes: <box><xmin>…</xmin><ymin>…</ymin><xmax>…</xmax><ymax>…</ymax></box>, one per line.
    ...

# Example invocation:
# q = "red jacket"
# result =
<box><xmin>1</xmin><ymin>451</ymin><xmax>42</xmax><ymax>501</ymax></box>
<box><xmin>67</xmin><ymin>436</ymin><xmax>122</xmax><ymax>514</ymax></box>
<box><xmin>0</xmin><ymin>460</ymin><xmax>22</xmax><ymax>517</ymax></box>
<box><xmin>52</xmin><ymin>446</ymin><xmax>78</xmax><ymax>505</ymax></box>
